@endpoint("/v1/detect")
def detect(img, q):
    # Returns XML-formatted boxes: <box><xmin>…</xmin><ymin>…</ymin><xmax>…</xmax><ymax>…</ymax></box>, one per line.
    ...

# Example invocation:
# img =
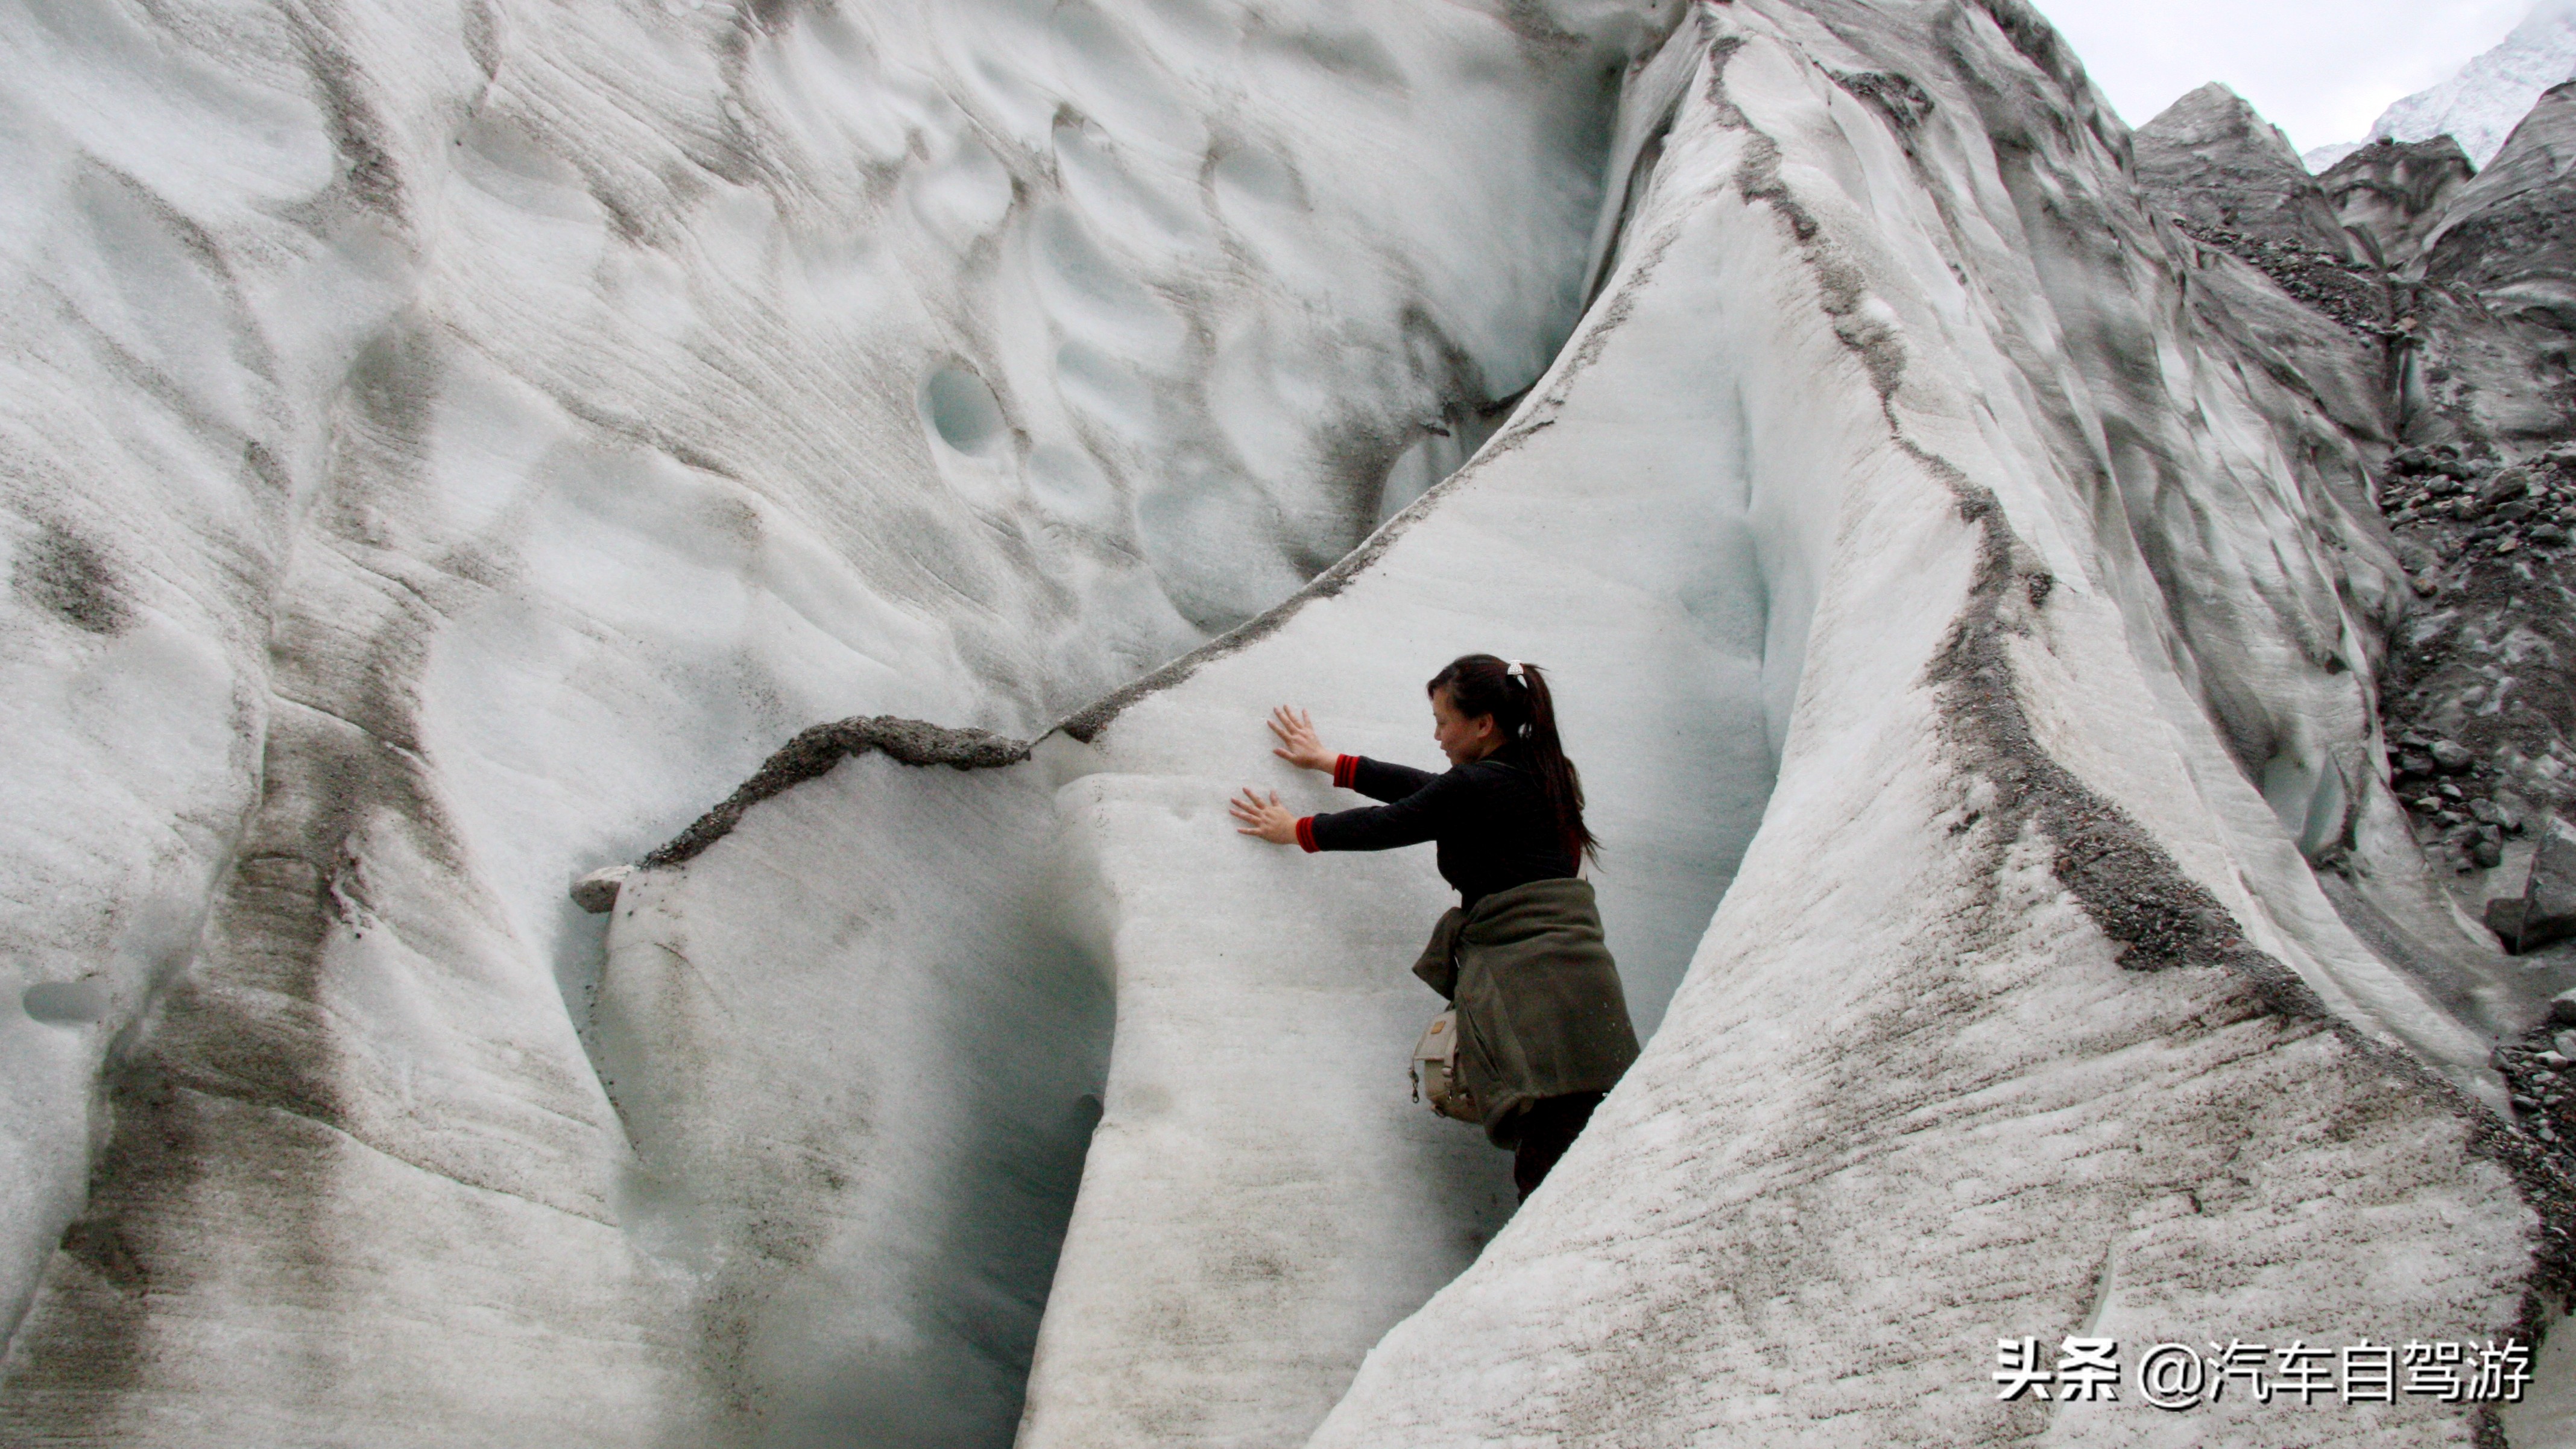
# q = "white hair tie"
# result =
<box><xmin>1504</xmin><ymin>659</ymin><xmax>1527</xmax><ymax>680</ymax></box>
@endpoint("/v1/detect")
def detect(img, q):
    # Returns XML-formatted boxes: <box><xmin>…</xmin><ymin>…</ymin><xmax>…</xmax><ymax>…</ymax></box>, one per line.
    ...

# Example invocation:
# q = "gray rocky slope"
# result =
<box><xmin>2138</xmin><ymin>79</ymin><xmax>2576</xmax><ymax>1013</ymax></box>
<box><xmin>5</xmin><ymin>0</ymin><xmax>2576</xmax><ymax>1446</ymax></box>
<box><xmin>2324</xmin><ymin>135</ymin><xmax>2478</xmax><ymax>271</ymax></box>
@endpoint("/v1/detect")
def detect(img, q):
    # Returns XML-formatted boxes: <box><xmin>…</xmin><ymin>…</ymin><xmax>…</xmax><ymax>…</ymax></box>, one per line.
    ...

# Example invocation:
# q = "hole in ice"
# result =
<box><xmin>22</xmin><ymin>979</ymin><xmax>110</xmax><ymax>1026</ymax></box>
<box><xmin>923</xmin><ymin>364</ymin><xmax>1008</xmax><ymax>456</ymax></box>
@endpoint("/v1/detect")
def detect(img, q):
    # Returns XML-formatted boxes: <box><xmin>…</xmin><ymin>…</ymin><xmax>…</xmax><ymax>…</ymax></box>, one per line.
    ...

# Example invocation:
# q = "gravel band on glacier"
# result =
<box><xmin>5</xmin><ymin>0</ymin><xmax>2576</xmax><ymax>1445</ymax></box>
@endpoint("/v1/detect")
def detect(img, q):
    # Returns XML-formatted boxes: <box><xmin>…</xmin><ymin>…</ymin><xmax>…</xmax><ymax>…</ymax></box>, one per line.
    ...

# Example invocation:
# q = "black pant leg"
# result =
<box><xmin>1511</xmin><ymin>1090</ymin><xmax>1605</xmax><ymax>1201</ymax></box>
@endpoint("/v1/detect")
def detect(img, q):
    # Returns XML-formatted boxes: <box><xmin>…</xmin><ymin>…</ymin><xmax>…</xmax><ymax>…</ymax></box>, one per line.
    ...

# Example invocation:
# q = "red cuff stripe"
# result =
<box><xmin>1295</xmin><ymin>816</ymin><xmax>1319</xmax><ymax>853</ymax></box>
<box><xmin>1333</xmin><ymin>754</ymin><xmax>1359</xmax><ymax>789</ymax></box>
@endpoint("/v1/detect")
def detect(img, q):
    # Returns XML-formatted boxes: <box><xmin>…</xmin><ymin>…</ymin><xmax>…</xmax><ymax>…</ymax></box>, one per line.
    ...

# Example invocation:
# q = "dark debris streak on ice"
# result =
<box><xmin>1692</xmin><ymin>15</ymin><xmax>2576</xmax><ymax>1404</ymax></box>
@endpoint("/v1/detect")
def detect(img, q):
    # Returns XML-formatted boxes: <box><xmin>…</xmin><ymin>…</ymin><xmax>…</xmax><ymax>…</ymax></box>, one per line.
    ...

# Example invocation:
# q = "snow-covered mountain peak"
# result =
<box><xmin>2306</xmin><ymin>0</ymin><xmax>2576</xmax><ymax>170</ymax></box>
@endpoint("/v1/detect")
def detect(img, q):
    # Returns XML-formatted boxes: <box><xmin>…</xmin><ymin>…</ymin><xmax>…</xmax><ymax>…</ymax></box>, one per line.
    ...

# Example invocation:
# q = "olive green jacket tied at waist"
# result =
<box><xmin>1410</xmin><ymin>877</ymin><xmax>1640</xmax><ymax>1146</ymax></box>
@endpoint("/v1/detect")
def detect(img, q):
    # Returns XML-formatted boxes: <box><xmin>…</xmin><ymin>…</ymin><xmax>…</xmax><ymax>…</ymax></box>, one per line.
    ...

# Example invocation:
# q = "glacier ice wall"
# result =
<box><xmin>580</xmin><ymin>2</ymin><xmax>2554</xmax><ymax>1445</ymax></box>
<box><xmin>595</xmin><ymin>743</ymin><xmax>1111</xmax><ymax>1444</ymax></box>
<box><xmin>7</xmin><ymin>0</ymin><xmax>2574</xmax><ymax>1444</ymax></box>
<box><xmin>0</xmin><ymin>0</ymin><xmax>1672</xmax><ymax>1439</ymax></box>
<box><xmin>1312</xmin><ymin>2</ymin><xmax>2569</xmax><ymax>1442</ymax></box>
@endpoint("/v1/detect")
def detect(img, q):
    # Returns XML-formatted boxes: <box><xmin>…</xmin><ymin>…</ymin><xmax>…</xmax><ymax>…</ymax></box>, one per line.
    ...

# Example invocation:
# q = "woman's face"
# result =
<box><xmin>1430</xmin><ymin>687</ymin><xmax>1500</xmax><ymax>766</ymax></box>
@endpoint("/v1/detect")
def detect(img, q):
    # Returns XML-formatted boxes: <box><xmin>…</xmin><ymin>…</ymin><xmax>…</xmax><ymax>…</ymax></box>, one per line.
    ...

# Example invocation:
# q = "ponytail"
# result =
<box><xmin>1427</xmin><ymin>653</ymin><xmax>1599</xmax><ymax>865</ymax></box>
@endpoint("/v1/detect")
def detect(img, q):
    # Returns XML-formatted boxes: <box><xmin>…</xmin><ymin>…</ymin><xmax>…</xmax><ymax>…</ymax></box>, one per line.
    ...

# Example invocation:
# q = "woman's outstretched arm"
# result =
<box><xmin>1231</xmin><ymin>774</ymin><xmax>1456</xmax><ymax>852</ymax></box>
<box><xmin>1234</xmin><ymin>705</ymin><xmax>1451</xmax><ymax>850</ymax></box>
<box><xmin>1270</xmin><ymin>706</ymin><xmax>1435</xmax><ymax>798</ymax></box>
<box><xmin>1344</xmin><ymin>756</ymin><xmax>1436</xmax><ymax>801</ymax></box>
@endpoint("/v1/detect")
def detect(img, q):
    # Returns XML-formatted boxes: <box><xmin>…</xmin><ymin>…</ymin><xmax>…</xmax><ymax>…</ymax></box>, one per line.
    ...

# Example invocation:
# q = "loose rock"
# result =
<box><xmin>2489</xmin><ymin>895</ymin><xmax>2528</xmax><ymax>942</ymax></box>
<box><xmin>571</xmin><ymin>865</ymin><xmax>634</xmax><ymax>914</ymax></box>
<box><xmin>2508</xmin><ymin>815</ymin><xmax>2576</xmax><ymax>952</ymax></box>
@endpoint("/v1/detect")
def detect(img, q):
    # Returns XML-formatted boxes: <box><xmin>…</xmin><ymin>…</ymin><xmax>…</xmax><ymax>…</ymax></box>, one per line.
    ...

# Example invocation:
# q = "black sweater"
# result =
<box><xmin>1296</xmin><ymin>747</ymin><xmax>1579</xmax><ymax>909</ymax></box>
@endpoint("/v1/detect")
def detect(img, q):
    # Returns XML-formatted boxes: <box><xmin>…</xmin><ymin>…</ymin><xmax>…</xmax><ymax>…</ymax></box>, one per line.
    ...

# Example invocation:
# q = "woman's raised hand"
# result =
<box><xmin>1267</xmin><ymin>706</ymin><xmax>1336</xmax><ymax>773</ymax></box>
<box><xmin>1229</xmin><ymin>787</ymin><xmax>1299</xmax><ymax>844</ymax></box>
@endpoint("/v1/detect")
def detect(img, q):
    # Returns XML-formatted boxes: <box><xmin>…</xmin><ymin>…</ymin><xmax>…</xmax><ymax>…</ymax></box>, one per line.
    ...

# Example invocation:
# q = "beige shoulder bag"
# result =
<box><xmin>1410</xmin><ymin>1010</ymin><xmax>1481</xmax><ymax>1122</ymax></box>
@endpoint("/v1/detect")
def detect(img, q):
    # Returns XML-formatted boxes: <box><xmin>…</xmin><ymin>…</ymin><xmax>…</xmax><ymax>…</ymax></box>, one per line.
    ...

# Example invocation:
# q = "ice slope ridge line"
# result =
<box><xmin>641</xmin><ymin>716</ymin><xmax>1031</xmax><ymax>868</ymax></box>
<box><xmin>1696</xmin><ymin>15</ymin><xmax>2576</xmax><ymax>1352</ymax></box>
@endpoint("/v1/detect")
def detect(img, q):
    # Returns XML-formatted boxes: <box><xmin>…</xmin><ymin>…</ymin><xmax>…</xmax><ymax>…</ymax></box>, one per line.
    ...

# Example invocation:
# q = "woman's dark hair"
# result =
<box><xmin>1428</xmin><ymin>654</ymin><xmax>1598</xmax><ymax>865</ymax></box>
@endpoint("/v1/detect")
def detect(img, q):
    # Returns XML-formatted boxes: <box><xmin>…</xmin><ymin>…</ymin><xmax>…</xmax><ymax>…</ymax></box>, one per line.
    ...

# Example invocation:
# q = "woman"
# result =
<box><xmin>1227</xmin><ymin>654</ymin><xmax>1640</xmax><ymax>1200</ymax></box>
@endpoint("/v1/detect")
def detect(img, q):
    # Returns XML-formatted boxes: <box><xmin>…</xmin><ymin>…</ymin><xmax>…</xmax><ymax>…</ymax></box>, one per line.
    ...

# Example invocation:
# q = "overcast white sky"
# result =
<box><xmin>2032</xmin><ymin>0</ymin><xmax>2532</xmax><ymax>153</ymax></box>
